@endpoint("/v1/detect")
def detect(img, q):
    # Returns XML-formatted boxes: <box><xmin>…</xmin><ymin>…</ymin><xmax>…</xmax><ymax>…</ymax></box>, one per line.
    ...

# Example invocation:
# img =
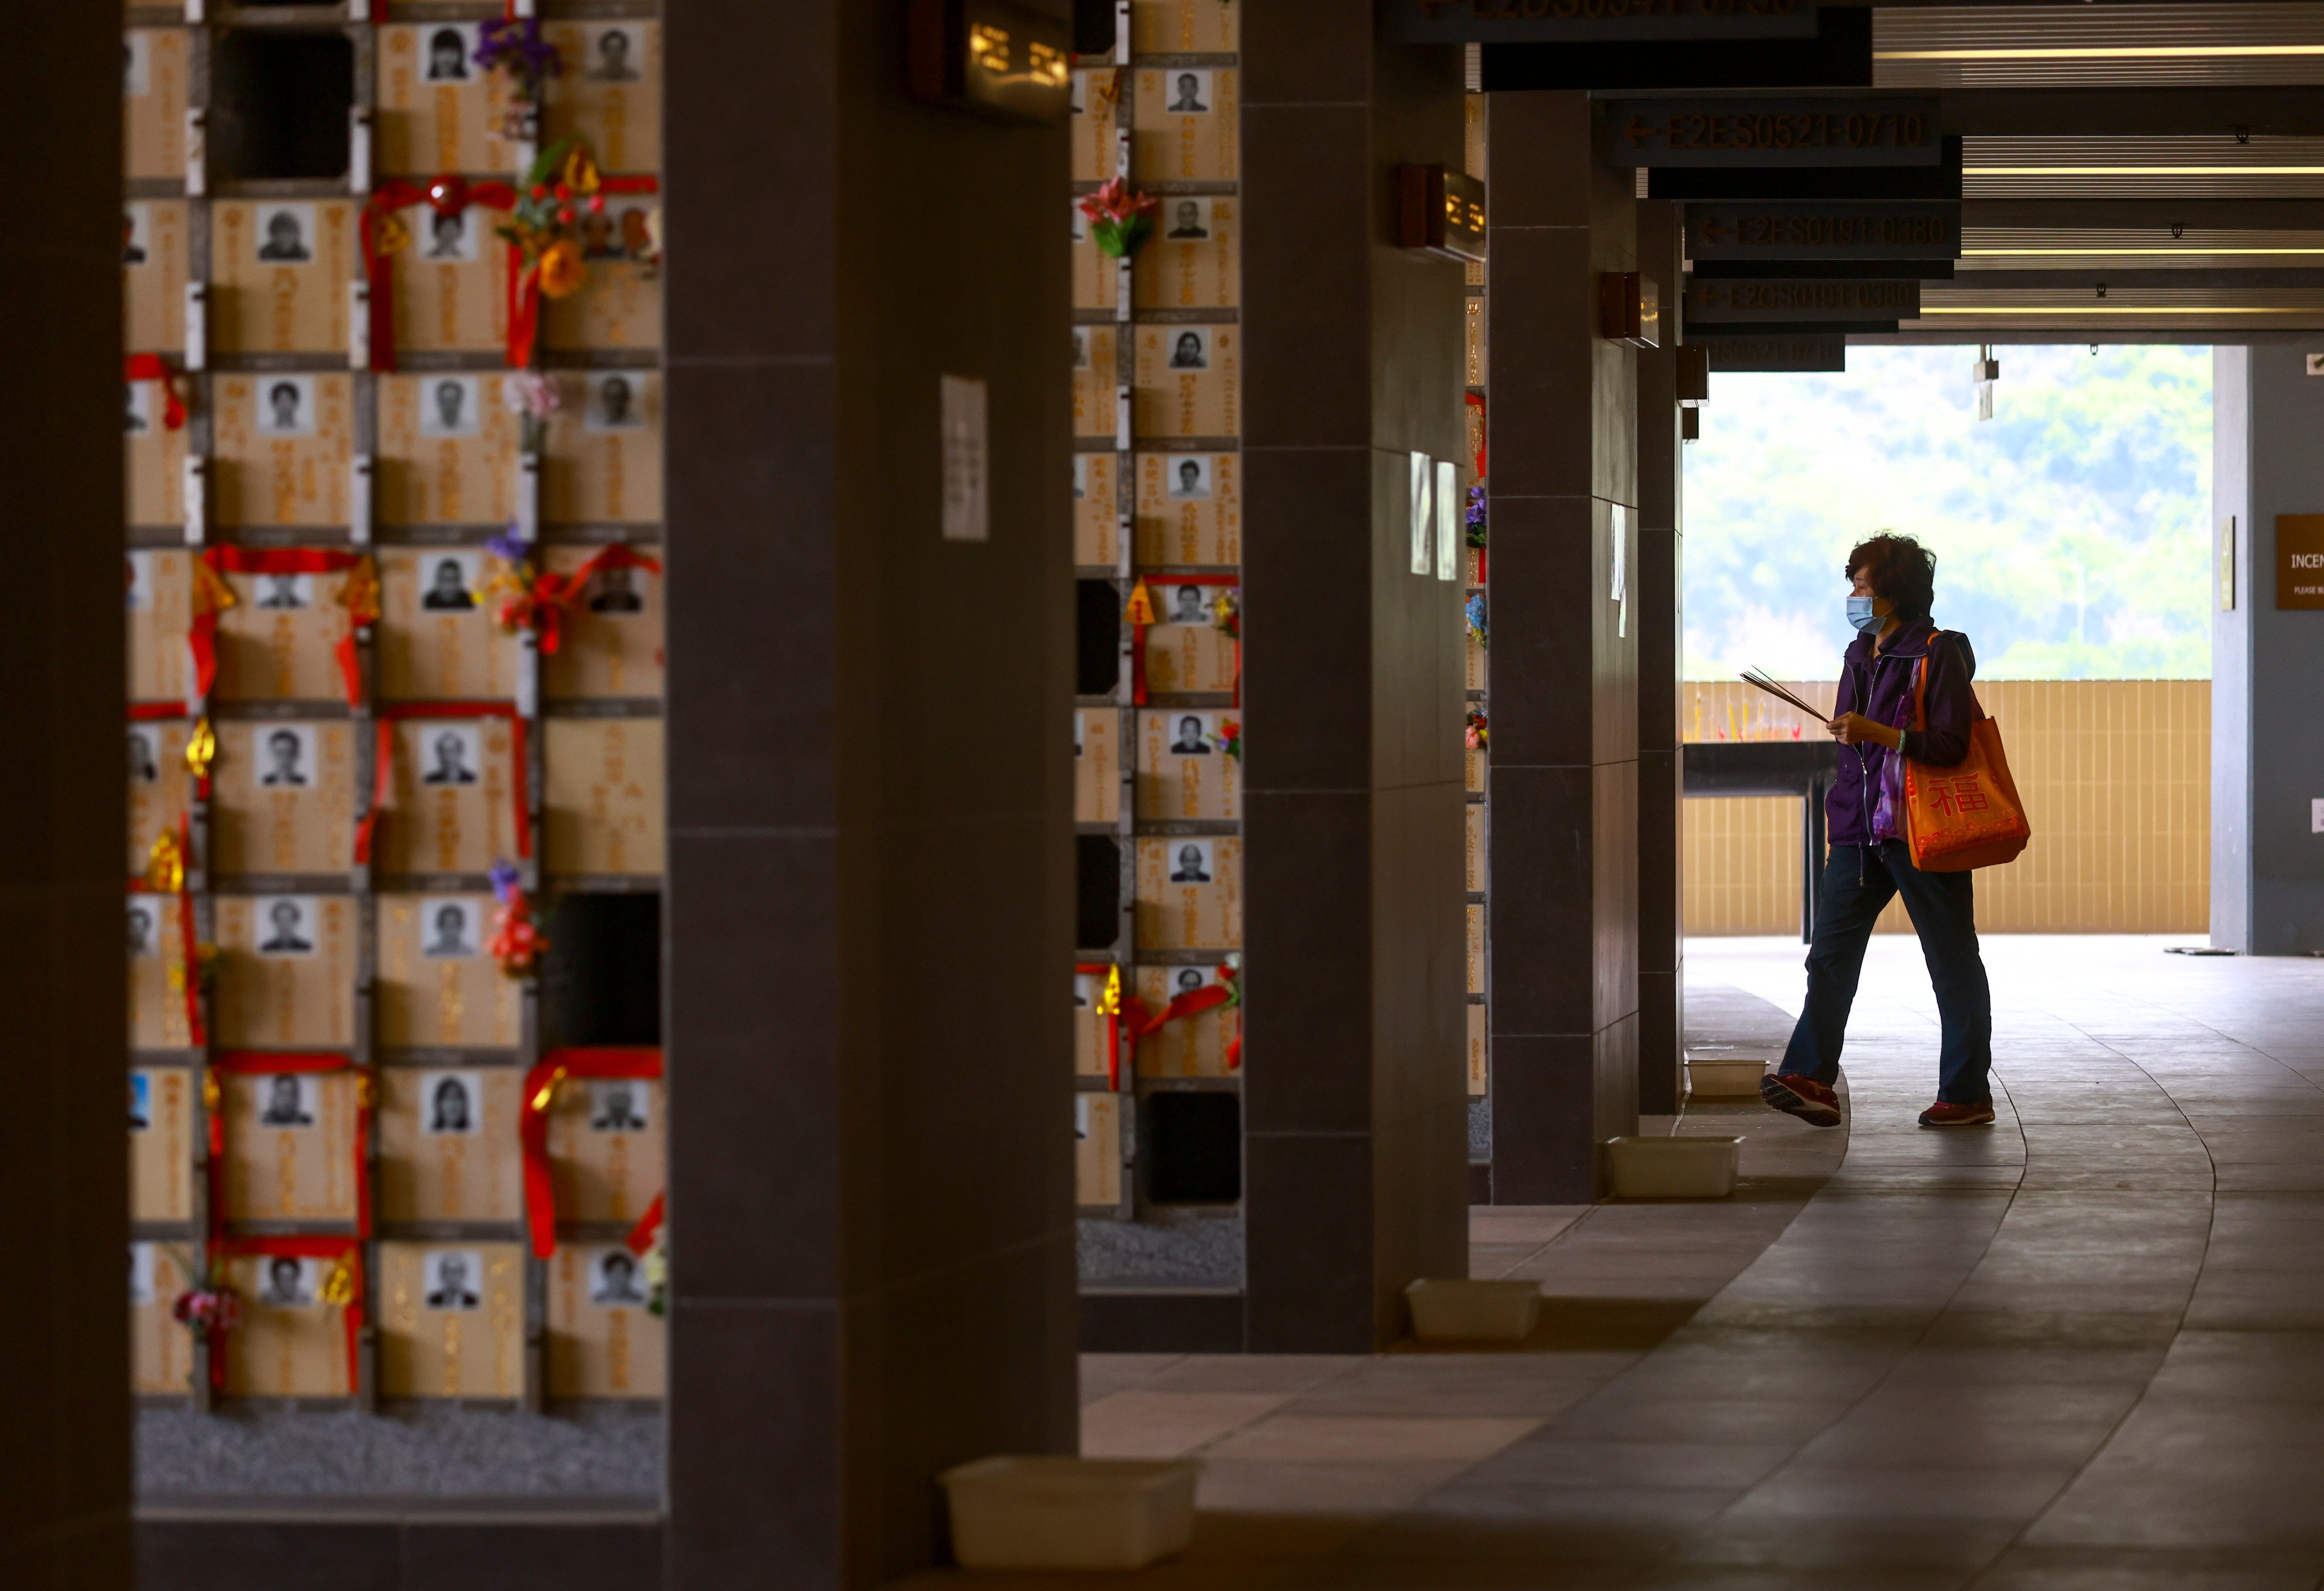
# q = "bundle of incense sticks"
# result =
<box><xmin>1739</xmin><ymin>668</ymin><xmax>1828</xmax><ymax>723</ymax></box>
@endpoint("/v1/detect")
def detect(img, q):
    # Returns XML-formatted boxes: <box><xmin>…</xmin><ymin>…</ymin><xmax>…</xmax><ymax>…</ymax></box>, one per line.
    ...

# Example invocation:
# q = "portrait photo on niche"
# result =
<box><xmin>422</xmin><ymin>1072</ymin><xmax>476</xmax><ymax>1136</ymax></box>
<box><xmin>590</xmin><ymin>1246</ymin><xmax>649</xmax><ymax>1306</ymax></box>
<box><xmin>254</xmin><ymin>204</ymin><xmax>316</xmax><ymax>265</ymax></box>
<box><xmin>255</xmin><ymin>375</ymin><xmax>318</xmax><ymax>438</ymax></box>
<box><xmin>1170</xmin><ymin>839</ymin><xmax>1213</xmax><ymax>884</ymax></box>
<box><xmin>590</xmin><ymin>1080</ymin><xmax>647</xmax><ymax>1132</ymax></box>
<box><xmin>421</xmin><ymin>898</ymin><xmax>478</xmax><ymax>959</ymax></box>
<box><xmin>255</xmin><ymin>896</ymin><xmax>319</xmax><ymax>958</ymax></box>
<box><xmin>254</xmin><ymin>725</ymin><xmax>317</xmax><ymax>788</ymax></box>
<box><xmin>421</xmin><ymin>726</ymin><xmax>482</xmax><ymax>786</ymax></box>
<box><xmin>256</xmin><ymin>1071</ymin><xmax>317</xmax><ymax>1128</ymax></box>
<box><xmin>424</xmin><ymin>1248</ymin><xmax>484</xmax><ymax>1311</ymax></box>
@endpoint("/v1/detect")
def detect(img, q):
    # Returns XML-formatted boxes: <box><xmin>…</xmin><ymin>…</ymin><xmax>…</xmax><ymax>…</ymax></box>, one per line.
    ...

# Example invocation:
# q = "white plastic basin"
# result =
<box><xmin>1405</xmin><ymin>1277</ymin><xmax>1543</xmax><ymax>1342</ymax></box>
<box><xmin>1606</xmin><ymin>1135</ymin><xmax>1741</xmax><ymax>1199</ymax></box>
<box><xmin>1686</xmin><ymin>1057</ymin><xmax>1770</xmax><ymax>1098</ymax></box>
<box><xmin>940</xmin><ymin>1455</ymin><xmax>1199</xmax><ymax>1571</ymax></box>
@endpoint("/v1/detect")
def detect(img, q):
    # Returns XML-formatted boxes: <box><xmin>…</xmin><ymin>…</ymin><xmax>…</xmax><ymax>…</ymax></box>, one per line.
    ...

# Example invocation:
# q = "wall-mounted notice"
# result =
<box><xmin>2279</xmin><ymin>515</ymin><xmax>2324</xmax><ymax>609</ymax></box>
<box><xmin>941</xmin><ymin>374</ymin><xmax>989</xmax><ymax>543</ymax></box>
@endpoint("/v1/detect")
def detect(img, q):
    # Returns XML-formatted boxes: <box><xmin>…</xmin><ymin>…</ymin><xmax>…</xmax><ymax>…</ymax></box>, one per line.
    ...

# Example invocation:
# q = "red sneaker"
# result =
<box><xmin>1760</xmin><ymin>1072</ymin><xmax>1842</xmax><ymax>1128</ymax></box>
<box><xmin>1918</xmin><ymin>1100</ymin><xmax>1996</xmax><ymax>1128</ymax></box>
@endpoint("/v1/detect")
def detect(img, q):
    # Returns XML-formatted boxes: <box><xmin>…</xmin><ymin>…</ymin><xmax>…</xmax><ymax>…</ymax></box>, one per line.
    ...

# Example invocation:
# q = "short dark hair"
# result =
<box><xmin>1846</xmin><ymin>531</ymin><xmax>1936</xmax><ymax>620</ymax></box>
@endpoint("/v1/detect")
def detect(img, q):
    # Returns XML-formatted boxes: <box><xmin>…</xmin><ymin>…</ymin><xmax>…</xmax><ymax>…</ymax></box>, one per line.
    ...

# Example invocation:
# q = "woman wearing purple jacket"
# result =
<box><xmin>1760</xmin><ymin>532</ymin><xmax>1997</xmax><ymax>1131</ymax></box>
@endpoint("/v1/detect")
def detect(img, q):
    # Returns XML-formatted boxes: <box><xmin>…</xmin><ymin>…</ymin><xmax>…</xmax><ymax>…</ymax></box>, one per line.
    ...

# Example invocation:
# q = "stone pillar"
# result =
<box><xmin>2212</xmin><ymin>345</ymin><xmax>2324</xmax><ymax>954</ymax></box>
<box><xmin>1484</xmin><ymin>93</ymin><xmax>1641</xmax><ymax>1202</ymax></box>
<box><xmin>1</xmin><ymin>5</ymin><xmax>133</xmax><ymax>1587</ymax></box>
<box><xmin>1240</xmin><ymin>2</ymin><xmax>1471</xmax><ymax>1350</ymax></box>
<box><xmin>1634</xmin><ymin>201</ymin><xmax>1685</xmax><ymax>1116</ymax></box>
<box><xmin>662</xmin><ymin>4</ymin><xmax>1079</xmax><ymax>1583</ymax></box>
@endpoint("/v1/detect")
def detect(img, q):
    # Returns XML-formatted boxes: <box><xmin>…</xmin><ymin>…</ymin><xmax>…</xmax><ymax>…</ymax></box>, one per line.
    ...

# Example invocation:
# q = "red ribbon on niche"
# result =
<box><xmin>215</xmin><ymin>1235</ymin><xmax>368</xmax><ymax>1396</ymax></box>
<box><xmin>190</xmin><ymin>547</ymin><xmax>376</xmax><ymax>708</ymax></box>
<box><xmin>360</xmin><ymin>178</ymin><xmax>519</xmax><ymax>373</ymax></box>
<box><xmin>518</xmin><ymin>542</ymin><xmax>662</xmax><ymax>657</ymax></box>
<box><xmin>518</xmin><ymin>1047</ymin><xmax>665</xmax><ymax>1259</ymax></box>
<box><xmin>125</xmin><ymin>354</ymin><xmax>187</xmax><ymax>430</ymax></box>
<box><xmin>354</xmin><ymin>702</ymin><xmax>532</xmax><ymax>865</ymax></box>
<box><xmin>1126</xmin><ymin>575</ymin><xmax>1239</xmax><ymax>708</ymax></box>
<box><xmin>1121</xmin><ymin>963</ymin><xmax>1242</xmax><ymax>1074</ymax></box>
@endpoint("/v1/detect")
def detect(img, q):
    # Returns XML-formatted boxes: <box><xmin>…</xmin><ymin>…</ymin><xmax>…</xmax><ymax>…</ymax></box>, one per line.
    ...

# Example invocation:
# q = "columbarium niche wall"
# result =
<box><xmin>124</xmin><ymin>0</ymin><xmax>667</xmax><ymax>1495</ymax></box>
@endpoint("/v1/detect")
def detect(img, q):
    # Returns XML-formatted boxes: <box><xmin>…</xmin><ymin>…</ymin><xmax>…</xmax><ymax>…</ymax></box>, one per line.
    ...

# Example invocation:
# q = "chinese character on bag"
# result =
<box><xmin>1931</xmin><ymin>775</ymin><xmax>1989</xmax><ymax>817</ymax></box>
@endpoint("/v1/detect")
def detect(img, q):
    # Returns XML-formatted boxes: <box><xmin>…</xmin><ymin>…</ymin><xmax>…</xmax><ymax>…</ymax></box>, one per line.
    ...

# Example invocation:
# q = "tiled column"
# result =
<box><xmin>1635</xmin><ymin>200</ymin><xmax>1685</xmax><ymax>1116</ymax></box>
<box><xmin>1241</xmin><ymin>4</ymin><xmax>1471</xmax><ymax>1351</ymax></box>
<box><xmin>2</xmin><ymin>5</ymin><xmax>133</xmax><ymax>1585</ymax></box>
<box><xmin>1484</xmin><ymin>93</ymin><xmax>1641</xmax><ymax>1202</ymax></box>
<box><xmin>662</xmin><ymin>4</ymin><xmax>1079</xmax><ymax>1584</ymax></box>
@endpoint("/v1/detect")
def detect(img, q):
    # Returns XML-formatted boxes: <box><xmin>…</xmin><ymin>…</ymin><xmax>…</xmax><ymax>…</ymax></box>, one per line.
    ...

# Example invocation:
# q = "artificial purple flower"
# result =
<box><xmin>474</xmin><ymin>18</ymin><xmax>562</xmax><ymax>88</ymax></box>
<box><xmin>489</xmin><ymin>859</ymin><xmax>523</xmax><ymax>904</ymax></box>
<box><xmin>486</xmin><ymin>527</ymin><xmax>529</xmax><ymax>564</ymax></box>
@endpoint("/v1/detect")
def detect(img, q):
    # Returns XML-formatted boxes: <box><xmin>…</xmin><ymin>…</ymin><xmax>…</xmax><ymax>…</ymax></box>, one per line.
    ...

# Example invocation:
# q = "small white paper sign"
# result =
<box><xmin>940</xmin><ymin>375</ymin><xmax>989</xmax><ymax>543</ymax></box>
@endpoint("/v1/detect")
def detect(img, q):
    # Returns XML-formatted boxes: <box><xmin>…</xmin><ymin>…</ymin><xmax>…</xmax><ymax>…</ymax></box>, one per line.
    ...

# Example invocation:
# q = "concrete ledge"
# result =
<box><xmin>137</xmin><ymin>1506</ymin><xmax>662</xmax><ymax>1591</ymax></box>
<box><xmin>1078</xmin><ymin>1288</ymin><xmax>1245</xmax><ymax>1354</ymax></box>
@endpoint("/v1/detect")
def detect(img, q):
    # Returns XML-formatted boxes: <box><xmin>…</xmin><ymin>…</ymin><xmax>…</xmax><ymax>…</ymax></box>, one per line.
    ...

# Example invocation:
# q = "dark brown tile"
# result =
<box><xmin>1243</xmin><ymin>104</ymin><xmax>1375</xmax><ymax>450</ymax></box>
<box><xmin>665</xmin><ymin>360</ymin><xmax>839</xmax><ymax>834</ymax></box>
<box><xmin>1639</xmin><ymin>968</ymin><xmax>1682</xmax><ymax>1116</ymax></box>
<box><xmin>401</xmin><ymin>1521</ymin><xmax>663</xmax><ymax>1591</ymax></box>
<box><xmin>667</xmin><ymin>1301</ymin><xmax>841</xmax><ymax>1587</ymax></box>
<box><xmin>1243</xmin><ymin>790</ymin><xmax>1375</xmax><ymax>1136</ymax></box>
<box><xmin>1241</xmin><ymin>0</ymin><xmax>1374</xmax><ymax>105</ymax></box>
<box><xmin>1481</xmin><ymin>764</ymin><xmax>1598</xmax><ymax>1035</ymax></box>
<box><xmin>667</xmin><ymin>832</ymin><xmax>841</xmax><ymax>1303</ymax></box>
<box><xmin>1246</xmin><ymin>1132</ymin><xmax>1380</xmax><ymax>1352</ymax></box>
<box><xmin>1594</xmin><ymin>759</ymin><xmax>1641</xmax><ymax>1031</ymax></box>
<box><xmin>1476</xmin><ymin>494</ymin><xmax>1598</xmax><ymax>768</ymax></box>
<box><xmin>1594</xmin><ymin>1010</ymin><xmax>1641</xmax><ymax>1147</ymax></box>
<box><xmin>665</xmin><ymin>3</ymin><xmax>835</xmax><ymax>360</ymax></box>
<box><xmin>1485</xmin><ymin>90</ymin><xmax>1597</xmax><ymax>230</ymax></box>
<box><xmin>1482</xmin><ymin>226</ymin><xmax>1597</xmax><ymax>501</ymax></box>
<box><xmin>1367</xmin><ymin>450</ymin><xmax>1469</xmax><ymax>795</ymax></box>
<box><xmin>1243</xmin><ymin>447</ymin><xmax>1374</xmax><ymax>793</ymax></box>
<box><xmin>1487</xmin><ymin>1034</ymin><xmax>1602</xmax><ymax>1205</ymax></box>
<box><xmin>136</xmin><ymin>1522</ymin><xmax>398</xmax><ymax>1591</ymax></box>
<box><xmin>1637</xmin><ymin>748</ymin><xmax>1682</xmax><ymax>964</ymax></box>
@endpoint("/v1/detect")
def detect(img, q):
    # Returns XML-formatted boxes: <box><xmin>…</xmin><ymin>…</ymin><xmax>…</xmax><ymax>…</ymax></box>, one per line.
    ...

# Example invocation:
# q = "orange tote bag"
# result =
<box><xmin>1901</xmin><ymin>636</ymin><xmax>2031</xmax><ymax>872</ymax></box>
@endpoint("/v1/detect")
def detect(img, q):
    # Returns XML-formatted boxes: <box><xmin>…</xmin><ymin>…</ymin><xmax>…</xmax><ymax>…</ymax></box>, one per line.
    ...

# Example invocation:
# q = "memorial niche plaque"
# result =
<box><xmin>1073</xmin><ymin>452</ymin><xmax>1119</xmax><ymax>565</ymax></box>
<box><xmin>212</xmin><ymin>374</ymin><xmax>356</xmax><ymax>528</ymax></box>
<box><xmin>1134</xmin><ymin>836</ymin><xmax>1242</xmax><ymax>950</ymax></box>
<box><xmin>1074</xmin><ymin>708</ymin><xmax>1120</xmax><ymax>825</ymax></box>
<box><xmin>377</xmin><ymin>374</ymin><xmax>520</xmax><ymax>526</ymax></box>
<box><xmin>1609</xmin><ymin>97</ymin><xmax>1938</xmax><ymax>167</ymax></box>
<box><xmin>544</xmin><ymin>242</ymin><xmax>664</xmax><ymax>352</ymax></box>
<box><xmin>1687</xmin><ymin>202</ymin><xmax>1959</xmax><ymax>261</ymax></box>
<box><xmin>128</xmin><ymin>720</ymin><xmax>192</xmax><ymax>873</ymax></box>
<box><xmin>377</xmin><ymin>549</ymin><xmax>522</xmax><ymax>702</ymax></box>
<box><xmin>378</xmin><ymin>1240</ymin><xmax>524</xmax><ymax>1399</ymax></box>
<box><xmin>548</xmin><ymin>1243</ymin><xmax>666</xmax><ymax>1399</ymax></box>
<box><xmin>1133</xmin><ymin>964</ymin><xmax>1238</xmax><ymax>1078</ymax></box>
<box><xmin>542</xmin><ymin>22</ymin><xmax>662</xmax><ymax>173</ymax></box>
<box><xmin>1132</xmin><ymin>0</ymin><xmax>1237</xmax><ymax>53</ymax></box>
<box><xmin>128</xmin><ymin>895</ymin><xmax>195</xmax><ymax>1050</ymax></box>
<box><xmin>215</xmin><ymin>895</ymin><xmax>358</xmax><ymax>1047</ymax></box>
<box><xmin>124</xmin><ymin>200</ymin><xmax>188</xmax><ymax>354</ymax></box>
<box><xmin>377</xmin><ymin>717</ymin><xmax>520</xmax><ymax>878</ymax></box>
<box><xmin>126</xmin><ymin>552</ymin><xmax>192</xmax><ymax>702</ymax></box>
<box><xmin>1132</xmin><ymin>67</ymin><xmax>1239</xmax><ymax>182</ymax></box>
<box><xmin>376</xmin><ymin>23</ymin><xmax>519</xmax><ymax>177</ymax></box>
<box><xmin>386</xmin><ymin>205</ymin><xmax>513</xmax><ymax>354</ymax></box>
<box><xmin>129</xmin><ymin>1067</ymin><xmax>193</xmax><ymax>1222</ymax></box>
<box><xmin>541</xmin><ymin>371</ymin><xmax>663</xmax><ymax>524</ymax></box>
<box><xmin>210</xmin><ymin>723</ymin><xmax>358</xmax><ymax>878</ymax></box>
<box><xmin>1685</xmin><ymin>277</ymin><xmax>1918</xmax><ymax>324</ymax></box>
<box><xmin>209</xmin><ymin>202</ymin><xmax>358</xmax><ymax>356</ymax></box>
<box><xmin>1134</xmin><ymin>451</ymin><xmax>1240</xmax><ymax>565</ymax></box>
<box><xmin>376</xmin><ymin>893</ymin><xmax>520</xmax><ymax>1048</ymax></box>
<box><xmin>1075</xmin><ymin>1093</ymin><xmax>1123</xmax><ymax>1206</ymax></box>
<box><xmin>543</xmin><ymin>1077</ymin><xmax>665</xmax><ymax>1225</ymax></box>
<box><xmin>1073</xmin><ymin>325</ymin><xmax>1117</xmax><ymax>441</ymax></box>
<box><xmin>220</xmin><ymin>1068</ymin><xmax>360</xmax><ymax>1223</ymax></box>
<box><xmin>541</xmin><ymin>544</ymin><xmax>665</xmax><ymax>701</ymax></box>
<box><xmin>123</xmin><ymin>30</ymin><xmax>190</xmax><ymax>182</ymax></box>
<box><xmin>544</xmin><ymin>717</ymin><xmax>665</xmax><ymax>877</ymax></box>
<box><xmin>1133</xmin><ymin>323</ymin><xmax>1241</xmax><ymax>439</ymax></box>
<box><xmin>1466</xmin><ymin>1002</ymin><xmax>1487</xmax><ymax>1097</ymax></box>
<box><xmin>1137</xmin><ymin>708</ymin><xmax>1239</xmax><ymax>821</ymax></box>
<box><xmin>1072</xmin><ymin>199</ymin><xmax>1117</xmax><ymax>314</ymax></box>
<box><xmin>214</xmin><ymin>563</ymin><xmax>349</xmax><ymax>702</ymax></box>
<box><xmin>131</xmin><ymin>1242</ymin><xmax>196</xmax><ymax>1396</ymax></box>
<box><xmin>1138</xmin><ymin>579</ymin><xmax>1239</xmax><ymax>694</ymax></box>
<box><xmin>1070</xmin><ymin>68</ymin><xmax>1118</xmax><ymax>184</ymax></box>
<box><xmin>1073</xmin><ymin>971</ymin><xmax>1111</xmax><ymax>1078</ymax></box>
<box><xmin>222</xmin><ymin>1252</ymin><xmax>352</xmax><ymax>1397</ymax></box>
<box><xmin>377</xmin><ymin>1065</ymin><xmax>522</xmax><ymax>1221</ymax></box>
<box><xmin>125</xmin><ymin>380</ymin><xmax>189</xmax><ymax>527</ymax></box>
<box><xmin>1136</xmin><ymin>195</ymin><xmax>1239</xmax><ymax>310</ymax></box>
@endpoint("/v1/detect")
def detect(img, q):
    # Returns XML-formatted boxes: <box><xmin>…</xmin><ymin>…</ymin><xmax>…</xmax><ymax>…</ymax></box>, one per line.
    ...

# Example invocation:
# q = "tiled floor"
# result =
<box><xmin>905</xmin><ymin>937</ymin><xmax>2324</xmax><ymax>1589</ymax></box>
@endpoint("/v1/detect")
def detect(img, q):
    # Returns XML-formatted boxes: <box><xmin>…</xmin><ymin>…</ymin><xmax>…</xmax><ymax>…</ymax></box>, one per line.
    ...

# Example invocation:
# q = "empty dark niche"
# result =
<box><xmin>211</xmin><ymin>30</ymin><xmax>355</xmax><ymax>182</ymax></box>
<box><xmin>1075</xmin><ymin>835</ymin><xmax>1120</xmax><ymax>951</ymax></box>
<box><xmin>543</xmin><ymin>893</ymin><xmax>661</xmax><ymax>1048</ymax></box>
<box><xmin>1075</xmin><ymin>578</ymin><xmax>1121</xmax><ymax>696</ymax></box>
<box><xmin>1142</xmin><ymin>1092</ymin><xmax>1242</xmax><ymax>1205</ymax></box>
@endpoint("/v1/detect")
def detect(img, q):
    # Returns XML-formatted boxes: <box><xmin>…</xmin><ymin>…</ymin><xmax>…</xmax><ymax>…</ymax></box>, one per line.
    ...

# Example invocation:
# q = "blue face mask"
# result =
<box><xmin>1846</xmin><ymin>595</ymin><xmax>1882</xmax><ymax>633</ymax></box>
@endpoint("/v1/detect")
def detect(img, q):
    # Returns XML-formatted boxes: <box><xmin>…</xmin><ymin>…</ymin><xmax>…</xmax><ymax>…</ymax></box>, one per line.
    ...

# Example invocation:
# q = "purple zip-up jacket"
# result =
<box><xmin>1827</xmin><ymin>618</ymin><xmax>1978</xmax><ymax>846</ymax></box>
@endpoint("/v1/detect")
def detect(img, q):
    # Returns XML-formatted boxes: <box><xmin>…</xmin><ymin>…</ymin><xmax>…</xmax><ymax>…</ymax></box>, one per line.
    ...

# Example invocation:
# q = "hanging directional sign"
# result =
<box><xmin>1380</xmin><ymin>0</ymin><xmax>1818</xmax><ymax>44</ymax></box>
<box><xmin>1690</xmin><ymin>334</ymin><xmax>1847</xmax><ymax>372</ymax></box>
<box><xmin>1688</xmin><ymin>203</ymin><xmax>1960</xmax><ymax>261</ymax></box>
<box><xmin>1609</xmin><ymin>97</ymin><xmax>1940</xmax><ymax>166</ymax></box>
<box><xmin>1685</xmin><ymin>277</ymin><xmax>1919</xmax><ymax>324</ymax></box>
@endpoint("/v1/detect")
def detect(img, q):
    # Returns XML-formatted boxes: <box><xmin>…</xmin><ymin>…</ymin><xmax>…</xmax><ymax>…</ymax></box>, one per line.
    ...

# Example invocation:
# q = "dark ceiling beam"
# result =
<box><xmin>1941</xmin><ymin>87</ymin><xmax>2324</xmax><ymax>138</ymax></box>
<box><xmin>1856</xmin><ymin>330</ymin><xmax>2324</xmax><ymax>347</ymax></box>
<box><xmin>1964</xmin><ymin>199</ymin><xmax>2324</xmax><ymax>230</ymax></box>
<box><xmin>1952</xmin><ymin>268</ymin><xmax>2324</xmax><ymax>289</ymax></box>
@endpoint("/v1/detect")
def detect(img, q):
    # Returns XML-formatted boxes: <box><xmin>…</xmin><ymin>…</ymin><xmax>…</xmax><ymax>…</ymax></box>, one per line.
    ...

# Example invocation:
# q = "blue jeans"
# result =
<box><xmin>1781</xmin><ymin>841</ymin><xmax>1994</xmax><ymax>1106</ymax></box>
